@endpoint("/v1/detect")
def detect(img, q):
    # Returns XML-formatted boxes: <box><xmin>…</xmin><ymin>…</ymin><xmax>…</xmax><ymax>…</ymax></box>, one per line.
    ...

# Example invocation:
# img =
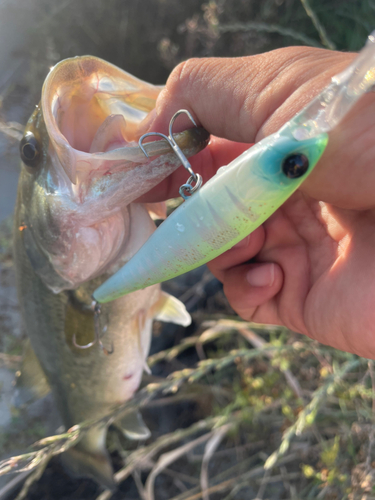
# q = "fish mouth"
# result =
<box><xmin>42</xmin><ymin>56</ymin><xmax>209</xmax><ymax>185</ymax></box>
<box><xmin>30</xmin><ymin>56</ymin><xmax>209</xmax><ymax>291</ymax></box>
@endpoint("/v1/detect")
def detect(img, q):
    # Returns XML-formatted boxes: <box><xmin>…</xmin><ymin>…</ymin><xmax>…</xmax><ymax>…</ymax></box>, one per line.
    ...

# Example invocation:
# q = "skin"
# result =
<box><xmin>137</xmin><ymin>46</ymin><xmax>375</xmax><ymax>360</ymax></box>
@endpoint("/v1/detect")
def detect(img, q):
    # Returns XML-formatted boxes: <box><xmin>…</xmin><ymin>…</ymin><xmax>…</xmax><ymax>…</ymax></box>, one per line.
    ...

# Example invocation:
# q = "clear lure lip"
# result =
<box><xmin>93</xmin><ymin>31</ymin><xmax>375</xmax><ymax>304</ymax></box>
<box><xmin>282</xmin><ymin>30</ymin><xmax>375</xmax><ymax>142</ymax></box>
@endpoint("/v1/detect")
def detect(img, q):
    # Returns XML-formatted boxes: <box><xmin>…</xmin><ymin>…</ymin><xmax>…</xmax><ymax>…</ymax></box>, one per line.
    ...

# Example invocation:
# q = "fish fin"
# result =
<box><xmin>151</xmin><ymin>291</ymin><xmax>191</xmax><ymax>326</ymax></box>
<box><xmin>144</xmin><ymin>202</ymin><xmax>167</xmax><ymax>220</ymax></box>
<box><xmin>13</xmin><ymin>339</ymin><xmax>50</xmax><ymax>407</ymax></box>
<box><xmin>114</xmin><ymin>410</ymin><xmax>151</xmax><ymax>441</ymax></box>
<box><xmin>121</xmin><ymin>203</ymin><xmax>156</xmax><ymax>262</ymax></box>
<box><xmin>62</xmin><ymin>425</ymin><xmax>115</xmax><ymax>490</ymax></box>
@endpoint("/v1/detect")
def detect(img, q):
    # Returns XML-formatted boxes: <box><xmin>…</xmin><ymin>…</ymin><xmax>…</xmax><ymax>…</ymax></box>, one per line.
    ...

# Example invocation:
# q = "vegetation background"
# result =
<box><xmin>0</xmin><ymin>1</ymin><xmax>375</xmax><ymax>499</ymax></box>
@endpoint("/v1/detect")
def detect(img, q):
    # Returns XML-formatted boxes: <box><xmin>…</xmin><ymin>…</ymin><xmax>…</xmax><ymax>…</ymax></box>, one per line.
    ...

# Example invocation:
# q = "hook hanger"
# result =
<box><xmin>138</xmin><ymin>109</ymin><xmax>203</xmax><ymax>200</ymax></box>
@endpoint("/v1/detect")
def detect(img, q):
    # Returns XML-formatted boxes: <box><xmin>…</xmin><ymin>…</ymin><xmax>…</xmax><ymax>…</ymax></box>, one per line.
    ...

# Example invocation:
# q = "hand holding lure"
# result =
<box><xmin>94</xmin><ymin>32</ymin><xmax>375</xmax><ymax>303</ymax></box>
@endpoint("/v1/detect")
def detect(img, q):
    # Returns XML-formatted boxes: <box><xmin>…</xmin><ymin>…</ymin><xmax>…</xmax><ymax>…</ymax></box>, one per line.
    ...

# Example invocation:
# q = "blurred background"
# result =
<box><xmin>0</xmin><ymin>0</ymin><xmax>374</xmax><ymax>222</ymax></box>
<box><xmin>1</xmin><ymin>1</ymin><xmax>375</xmax><ymax>499</ymax></box>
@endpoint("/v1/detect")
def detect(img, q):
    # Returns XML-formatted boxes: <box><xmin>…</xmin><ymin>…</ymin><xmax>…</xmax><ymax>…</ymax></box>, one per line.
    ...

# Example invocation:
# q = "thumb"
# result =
<box><xmin>140</xmin><ymin>47</ymin><xmax>353</xmax><ymax>143</ymax></box>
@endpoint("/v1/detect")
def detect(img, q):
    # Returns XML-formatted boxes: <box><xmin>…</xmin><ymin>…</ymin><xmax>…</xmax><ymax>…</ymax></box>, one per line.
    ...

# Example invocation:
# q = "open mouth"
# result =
<box><xmin>22</xmin><ymin>55</ymin><xmax>210</xmax><ymax>292</ymax></box>
<box><xmin>41</xmin><ymin>56</ymin><xmax>161</xmax><ymax>182</ymax></box>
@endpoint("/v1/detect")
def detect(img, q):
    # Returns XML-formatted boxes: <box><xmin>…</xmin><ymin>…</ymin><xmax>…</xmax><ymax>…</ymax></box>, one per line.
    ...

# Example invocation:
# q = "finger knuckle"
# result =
<box><xmin>167</xmin><ymin>58</ymin><xmax>216</xmax><ymax>99</ymax></box>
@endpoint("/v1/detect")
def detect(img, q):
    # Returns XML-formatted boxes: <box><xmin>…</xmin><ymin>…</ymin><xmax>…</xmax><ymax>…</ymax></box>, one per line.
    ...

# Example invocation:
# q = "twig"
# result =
<box><xmin>167</xmin><ymin>473</ymin><xmax>189</xmax><ymax>494</ymax></box>
<box><xmin>189</xmin><ymin>441</ymin><xmax>264</xmax><ymax>461</ymax></box>
<box><xmin>317</xmin><ymin>484</ymin><xmax>330</xmax><ymax>499</ymax></box>
<box><xmin>218</xmin><ymin>22</ymin><xmax>322</xmax><ymax>47</ymax></box>
<box><xmin>171</xmin><ymin>452</ymin><xmax>300</xmax><ymax>500</ymax></box>
<box><xmin>96</xmin><ymin>414</ymin><xmax>238</xmax><ymax>500</ymax></box>
<box><xmin>265</xmin><ymin>357</ymin><xmax>363</xmax><ymax>470</ymax></box>
<box><xmin>145</xmin><ymin>431</ymin><xmax>217</xmax><ymax>500</ymax></box>
<box><xmin>254</xmin><ymin>467</ymin><xmax>271</xmax><ymax>500</ymax></box>
<box><xmin>238</xmin><ymin>328</ymin><xmax>304</xmax><ymax>400</ymax></box>
<box><xmin>179</xmin><ymin>270</ymin><xmax>214</xmax><ymax>310</ymax></box>
<box><xmin>311</xmin><ymin>346</ymin><xmax>332</xmax><ymax>373</ymax></box>
<box><xmin>0</xmin><ymin>471</ymin><xmax>32</xmax><ymax>500</ymax></box>
<box><xmin>14</xmin><ymin>452</ymin><xmax>52</xmax><ymax>500</ymax></box>
<box><xmin>279</xmin><ymin>466</ymin><xmax>298</xmax><ymax>499</ymax></box>
<box><xmin>0</xmin><ymin>324</ymin><xmax>327</xmax><ymax>487</ymax></box>
<box><xmin>300</xmin><ymin>0</ymin><xmax>336</xmax><ymax>49</ymax></box>
<box><xmin>2</xmin><ymin>345</ymin><xmax>280</xmax><ymax>477</ymax></box>
<box><xmin>201</xmin><ymin>425</ymin><xmax>231</xmax><ymax>500</ymax></box>
<box><xmin>0</xmin><ymin>121</ymin><xmax>23</xmax><ymax>141</ymax></box>
<box><xmin>199</xmin><ymin>455</ymin><xmax>263</xmax><ymax>500</ymax></box>
<box><xmin>162</xmin><ymin>469</ymin><xmax>199</xmax><ymax>486</ymax></box>
<box><xmin>132</xmin><ymin>470</ymin><xmax>147</xmax><ymax>500</ymax></box>
<box><xmin>148</xmin><ymin>320</ymin><xmax>238</xmax><ymax>368</ymax></box>
<box><xmin>143</xmin><ymin>391</ymin><xmax>220</xmax><ymax>408</ymax></box>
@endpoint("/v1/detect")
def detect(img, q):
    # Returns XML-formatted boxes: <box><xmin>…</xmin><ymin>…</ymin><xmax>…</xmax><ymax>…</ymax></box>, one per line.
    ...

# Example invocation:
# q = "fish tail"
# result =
<box><xmin>61</xmin><ymin>425</ymin><xmax>116</xmax><ymax>490</ymax></box>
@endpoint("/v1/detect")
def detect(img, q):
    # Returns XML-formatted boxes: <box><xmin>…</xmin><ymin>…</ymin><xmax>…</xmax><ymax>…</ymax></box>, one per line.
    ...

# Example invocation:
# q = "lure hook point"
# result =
<box><xmin>138</xmin><ymin>109</ymin><xmax>202</xmax><ymax>200</ymax></box>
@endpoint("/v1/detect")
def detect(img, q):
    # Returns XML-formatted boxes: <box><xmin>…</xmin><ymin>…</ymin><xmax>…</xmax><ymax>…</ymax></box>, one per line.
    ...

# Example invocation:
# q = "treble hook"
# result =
<box><xmin>72</xmin><ymin>300</ymin><xmax>114</xmax><ymax>355</ymax></box>
<box><xmin>138</xmin><ymin>109</ymin><xmax>203</xmax><ymax>200</ymax></box>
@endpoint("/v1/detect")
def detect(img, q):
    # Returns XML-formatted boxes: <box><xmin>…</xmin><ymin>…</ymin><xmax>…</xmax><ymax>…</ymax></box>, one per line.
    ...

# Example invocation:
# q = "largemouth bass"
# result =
<box><xmin>13</xmin><ymin>56</ymin><xmax>209</xmax><ymax>487</ymax></box>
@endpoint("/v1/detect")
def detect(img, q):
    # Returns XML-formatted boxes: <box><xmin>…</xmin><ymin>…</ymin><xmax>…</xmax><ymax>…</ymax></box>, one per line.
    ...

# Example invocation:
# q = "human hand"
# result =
<box><xmin>138</xmin><ymin>46</ymin><xmax>375</xmax><ymax>359</ymax></box>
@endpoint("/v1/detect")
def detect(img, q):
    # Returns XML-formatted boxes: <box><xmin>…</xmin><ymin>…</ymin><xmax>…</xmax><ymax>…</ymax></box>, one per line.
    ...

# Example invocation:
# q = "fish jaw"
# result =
<box><xmin>41</xmin><ymin>55</ymin><xmax>209</xmax><ymax>195</ymax></box>
<box><xmin>93</xmin><ymin>132</ymin><xmax>328</xmax><ymax>302</ymax></box>
<box><xmin>42</xmin><ymin>55</ymin><xmax>162</xmax><ymax>184</ymax></box>
<box><xmin>18</xmin><ymin>56</ymin><xmax>209</xmax><ymax>292</ymax></box>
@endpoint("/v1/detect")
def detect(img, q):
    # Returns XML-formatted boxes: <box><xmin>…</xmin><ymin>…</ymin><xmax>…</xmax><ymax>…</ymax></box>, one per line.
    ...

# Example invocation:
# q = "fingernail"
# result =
<box><xmin>232</xmin><ymin>234</ymin><xmax>251</xmax><ymax>249</ymax></box>
<box><xmin>246</xmin><ymin>263</ymin><xmax>275</xmax><ymax>287</ymax></box>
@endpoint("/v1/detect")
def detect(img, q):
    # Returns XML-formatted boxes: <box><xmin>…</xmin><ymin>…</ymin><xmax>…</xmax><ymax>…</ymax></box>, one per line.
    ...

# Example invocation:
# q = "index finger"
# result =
<box><xmin>138</xmin><ymin>48</ymin><xmax>354</xmax><ymax>203</ymax></box>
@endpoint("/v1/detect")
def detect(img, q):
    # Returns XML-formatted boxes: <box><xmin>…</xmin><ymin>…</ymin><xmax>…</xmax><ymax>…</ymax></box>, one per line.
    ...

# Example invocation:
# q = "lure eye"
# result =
<box><xmin>282</xmin><ymin>153</ymin><xmax>309</xmax><ymax>179</ymax></box>
<box><xmin>20</xmin><ymin>132</ymin><xmax>41</xmax><ymax>168</ymax></box>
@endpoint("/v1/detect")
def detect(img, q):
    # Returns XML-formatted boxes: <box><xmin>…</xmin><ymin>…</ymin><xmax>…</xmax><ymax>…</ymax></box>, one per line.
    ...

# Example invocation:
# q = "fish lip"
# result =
<box><xmin>41</xmin><ymin>56</ymin><xmax>210</xmax><ymax>186</ymax></box>
<box><xmin>41</xmin><ymin>55</ymin><xmax>162</xmax><ymax>185</ymax></box>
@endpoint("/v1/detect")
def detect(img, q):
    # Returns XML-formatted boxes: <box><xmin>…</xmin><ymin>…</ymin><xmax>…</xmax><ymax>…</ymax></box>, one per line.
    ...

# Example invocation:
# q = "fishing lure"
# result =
<box><xmin>94</xmin><ymin>32</ymin><xmax>375</xmax><ymax>303</ymax></box>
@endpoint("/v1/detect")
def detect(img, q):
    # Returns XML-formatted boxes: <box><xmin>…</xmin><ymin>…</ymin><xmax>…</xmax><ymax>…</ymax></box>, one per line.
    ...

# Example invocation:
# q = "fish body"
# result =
<box><xmin>94</xmin><ymin>31</ymin><xmax>375</xmax><ymax>302</ymax></box>
<box><xmin>13</xmin><ymin>56</ymin><xmax>209</xmax><ymax>487</ymax></box>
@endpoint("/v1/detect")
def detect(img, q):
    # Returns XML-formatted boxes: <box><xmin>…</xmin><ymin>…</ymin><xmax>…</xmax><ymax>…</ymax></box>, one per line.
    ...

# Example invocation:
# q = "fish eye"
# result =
<box><xmin>282</xmin><ymin>153</ymin><xmax>309</xmax><ymax>179</ymax></box>
<box><xmin>20</xmin><ymin>132</ymin><xmax>41</xmax><ymax>168</ymax></box>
